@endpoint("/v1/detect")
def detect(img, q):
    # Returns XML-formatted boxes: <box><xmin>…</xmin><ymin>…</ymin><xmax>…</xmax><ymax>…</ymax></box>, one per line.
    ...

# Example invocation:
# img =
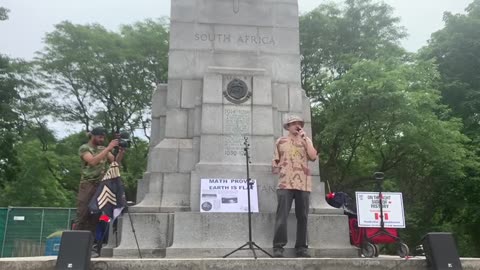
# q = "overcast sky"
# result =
<box><xmin>0</xmin><ymin>0</ymin><xmax>474</xmax><ymax>137</ymax></box>
<box><xmin>0</xmin><ymin>0</ymin><xmax>474</xmax><ymax>60</ymax></box>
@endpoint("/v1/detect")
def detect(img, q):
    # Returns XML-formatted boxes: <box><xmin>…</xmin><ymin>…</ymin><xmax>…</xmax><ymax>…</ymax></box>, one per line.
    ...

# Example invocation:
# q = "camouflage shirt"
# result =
<box><xmin>79</xmin><ymin>143</ymin><xmax>109</xmax><ymax>182</ymax></box>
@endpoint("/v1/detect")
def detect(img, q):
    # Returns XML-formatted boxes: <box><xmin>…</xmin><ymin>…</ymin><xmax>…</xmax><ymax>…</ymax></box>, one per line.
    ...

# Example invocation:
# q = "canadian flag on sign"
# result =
<box><xmin>374</xmin><ymin>213</ymin><xmax>389</xmax><ymax>220</ymax></box>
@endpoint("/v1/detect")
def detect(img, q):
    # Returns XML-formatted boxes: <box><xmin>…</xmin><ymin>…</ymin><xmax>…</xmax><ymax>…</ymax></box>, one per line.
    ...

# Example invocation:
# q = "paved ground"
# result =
<box><xmin>1</xmin><ymin>256</ymin><xmax>480</xmax><ymax>270</ymax></box>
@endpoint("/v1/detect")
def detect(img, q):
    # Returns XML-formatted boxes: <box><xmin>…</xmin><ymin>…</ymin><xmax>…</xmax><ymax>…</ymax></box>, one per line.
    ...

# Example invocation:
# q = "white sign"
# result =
<box><xmin>13</xmin><ymin>216</ymin><xmax>25</xmax><ymax>221</ymax></box>
<box><xmin>200</xmin><ymin>178</ymin><xmax>259</xmax><ymax>213</ymax></box>
<box><xmin>355</xmin><ymin>192</ymin><xmax>406</xmax><ymax>228</ymax></box>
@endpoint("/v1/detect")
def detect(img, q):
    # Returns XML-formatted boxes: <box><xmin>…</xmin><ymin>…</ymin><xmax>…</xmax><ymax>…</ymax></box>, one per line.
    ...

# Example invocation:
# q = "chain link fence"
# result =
<box><xmin>0</xmin><ymin>207</ymin><xmax>75</xmax><ymax>257</ymax></box>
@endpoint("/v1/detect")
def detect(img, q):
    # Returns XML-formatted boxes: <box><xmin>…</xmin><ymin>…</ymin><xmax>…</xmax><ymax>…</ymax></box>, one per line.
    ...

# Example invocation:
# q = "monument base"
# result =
<box><xmin>166</xmin><ymin>212</ymin><xmax>357</xmax><ymax>258</ymax></box>
<box><xmin>111</xmin><ymin>211</ymin><xmax>357</xmax><ymax>258</ymax></box>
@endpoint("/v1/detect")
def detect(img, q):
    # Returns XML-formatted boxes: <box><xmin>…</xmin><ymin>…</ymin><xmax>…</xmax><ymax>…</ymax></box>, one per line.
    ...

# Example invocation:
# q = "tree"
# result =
<box><xmin>300</xmin><ymin>0</ymin><xmax>407</xmax><ymax>101</ymax></box>
<box><xmin>300</xmin><ymin>0</ymin><xmax>478</xmax><ymax>255</ymax></box>
<box><xmin>422</xmin><ymin>0</ymin><xmax>480</xmax><ymax>139</ymax></box>
<box><xmin>314</xmin><ymin>57</ymin><xmax>467</xmax><ymax>190</ymax></box>
<box><xmin>0</xmin><ymin>138</ymin><xmax>75</xmax><ymax>207</ymax></box>
<box><xmin>0</xmin><ymin>7</ymin><xmax>9</xmax><ymax>21</ymax></box>
<box><xmin>0</xmin><ymin>55</ymin><xmax>21</xmax><ymax>189</ymax></box>
<box><xmin>421</xmin><ymin>0</ymin><xmax>480</xmax><ymax>255</ymax></box>
<box><xmin>36</xmin><ymin>19</ymin><xmax>169</xmax><ymax>135</ymax></box>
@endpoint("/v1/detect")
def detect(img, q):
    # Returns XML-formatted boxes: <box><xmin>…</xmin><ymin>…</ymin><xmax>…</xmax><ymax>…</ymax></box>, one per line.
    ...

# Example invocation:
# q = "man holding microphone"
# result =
<box><xmin>272</xmin><ymin>115</ymin><xmax>318</xmax><ymax>258</ymax></box>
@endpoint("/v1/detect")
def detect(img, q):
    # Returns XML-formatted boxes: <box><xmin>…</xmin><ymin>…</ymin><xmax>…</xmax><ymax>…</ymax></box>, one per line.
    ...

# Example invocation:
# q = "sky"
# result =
<box><xmin>0</xmin><ymin>0</ymin><xmax>474</xmax><ymax>137</ymax></box>
<box><xmin>0</xmin><ymin>0</ymin><xmax>474</xmax><ymax>60</ymax></box>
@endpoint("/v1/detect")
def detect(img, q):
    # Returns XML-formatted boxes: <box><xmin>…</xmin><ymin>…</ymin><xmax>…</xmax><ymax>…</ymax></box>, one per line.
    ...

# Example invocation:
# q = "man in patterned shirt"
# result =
<box><xmin>272</xmin><ymin>115</ymin><xmax>318</xmax><ymax>258</ymax></box>
<box><xmin>76</xmin><ymin>127</ymin><xmax>124</xmax><ymax>236</ymax></box>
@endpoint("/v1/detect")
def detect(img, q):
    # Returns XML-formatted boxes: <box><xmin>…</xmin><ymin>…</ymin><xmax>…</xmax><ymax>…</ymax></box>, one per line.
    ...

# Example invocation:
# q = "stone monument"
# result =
<box><xmin>113</xmin><ymin>0</ymin><xmax>356</xmax><ymax>258</ymax></box>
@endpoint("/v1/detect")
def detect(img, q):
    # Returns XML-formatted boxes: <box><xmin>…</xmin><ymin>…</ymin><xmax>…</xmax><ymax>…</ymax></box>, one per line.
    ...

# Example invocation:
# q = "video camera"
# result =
<box><xmin>117</xmin><ymin>131</ymin><xmax>131</xmax><ymax>148</ymax></box>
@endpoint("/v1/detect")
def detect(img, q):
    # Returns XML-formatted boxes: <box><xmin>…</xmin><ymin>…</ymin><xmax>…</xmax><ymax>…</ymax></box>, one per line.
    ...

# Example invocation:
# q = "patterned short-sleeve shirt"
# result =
<box><xmin>273</xmin><ymin>136</ymin><xmax>313</xmax><ymax>192</ymax></box>
<box><xmin>79</xmin><ymin>143</ymin><xmax>108</xmax><ymax>182</ymax></box>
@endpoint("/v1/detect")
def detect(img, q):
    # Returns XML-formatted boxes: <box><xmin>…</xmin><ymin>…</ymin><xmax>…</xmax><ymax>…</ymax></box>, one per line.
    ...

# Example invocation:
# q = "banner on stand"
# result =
<box><xmin>356</xmin><ymin>192</ymin><xmax>405</xmax><ymax>228</ymax></box>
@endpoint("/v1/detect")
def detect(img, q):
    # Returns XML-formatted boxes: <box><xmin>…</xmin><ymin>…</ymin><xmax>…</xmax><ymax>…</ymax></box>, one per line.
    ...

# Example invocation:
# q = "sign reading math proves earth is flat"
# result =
<box><xmin>200</xmin><ymin>178</ymin><xmax>259</xmax><ymax>213</ymax></box>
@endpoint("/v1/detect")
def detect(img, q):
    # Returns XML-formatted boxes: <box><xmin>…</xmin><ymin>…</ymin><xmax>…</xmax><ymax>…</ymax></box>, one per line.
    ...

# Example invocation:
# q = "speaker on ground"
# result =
<box><xmin>55</xmin><ymin>230</ymin><xmax>93</xmax><ymax>270</ymax></box>
<box><xmin>423</xmin><ymin>232</ymin><xmax>462</xmax><ymax>270</ymax></box>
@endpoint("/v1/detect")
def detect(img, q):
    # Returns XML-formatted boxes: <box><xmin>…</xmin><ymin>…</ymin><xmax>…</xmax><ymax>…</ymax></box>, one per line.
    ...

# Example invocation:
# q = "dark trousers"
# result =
<box><xmin>273</xmin><ymin>189</ymin><xmax>310</xmax><ymax>249</ymax></box>
<box><xmin>75</xmin><ymin>180</ymin><xmax>101</xmax><ymax>237</ymax></box>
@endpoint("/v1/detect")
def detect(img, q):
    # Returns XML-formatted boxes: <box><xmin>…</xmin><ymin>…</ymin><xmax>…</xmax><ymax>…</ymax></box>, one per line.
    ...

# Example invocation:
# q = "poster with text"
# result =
<box><xmin>355</xmin><ymin>192</ymin><xmax>406</xmax><ymax>228</ymax></box>
<box><xmin>200</xmin><ymin>178</ymin><xmax>259</xmax><ymax>213</ymax></box>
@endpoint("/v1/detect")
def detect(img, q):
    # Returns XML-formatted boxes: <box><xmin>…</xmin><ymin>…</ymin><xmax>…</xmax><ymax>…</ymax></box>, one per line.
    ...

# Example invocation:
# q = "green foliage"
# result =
<box><xmin>419</xmin><ymin>0</ymin><xmax>480</xmax><ymax>255</ymax></box>
<box><xmin>121</xmin><ymin>139</ymin><xmax>149</xmax><ymax>202</ymax></box>
<box><xmin>301</xmin><ymin>0</ymin><xmax>478</xmax><ymax>256</ymax></box>
<box><xmin>36</xmin><ymin>19</ymin><xmax>169</xmax><ymax>134</ymax></box>
<box><xmin>1</xmin><ymin>19</ymin><xmax>161</xmax><ymax>208</ymax></box>
<box><xmin>421</xmin><ymin>0</ymin><xmax>480</xmax><ymax>138</ymax></box>
<box><xmin>0</xmin><ymin>7</ymin><xmax>9</xmax><ymax>21</ymax></box>
<box><xmin>300</xmin><ymin>0</ymin><xmax>407</xmax><ymax>100</ymax></box>
<box><xmin>0</xmin><ymin>138</ymin><xmax>75</xmax><ymax>207</ymax></box>
<box><xmin>0</xmin><ymin>55</ymin><xmax>21</xmax><ymax>189</ymax></box>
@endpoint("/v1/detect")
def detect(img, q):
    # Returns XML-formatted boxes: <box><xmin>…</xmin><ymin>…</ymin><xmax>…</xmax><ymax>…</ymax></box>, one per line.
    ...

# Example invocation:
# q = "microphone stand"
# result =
<box><xmin>223</xmin><ymin>137</ymin><xmax>272</xmax><ymax>259</ymax></box>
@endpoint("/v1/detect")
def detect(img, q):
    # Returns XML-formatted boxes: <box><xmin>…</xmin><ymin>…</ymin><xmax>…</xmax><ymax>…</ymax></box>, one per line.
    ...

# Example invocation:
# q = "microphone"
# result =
<box><xmin>297</xmin><ymin>127</ymin><xmax>305</xmax><ymax>139</ymax></box>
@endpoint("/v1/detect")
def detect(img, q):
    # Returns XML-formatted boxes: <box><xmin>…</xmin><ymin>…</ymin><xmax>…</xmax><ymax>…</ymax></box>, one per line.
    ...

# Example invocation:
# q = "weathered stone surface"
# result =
<box><xmin>252</xmin><ymin>76</ymin><xmax>272</xmax><ymax>105</ymax></box>
<box><xmin>193</xmin><ymin>106</ymin><xmax>202</xmax><ymax>137</ymax></box>
<box><xmin>167</xmin><ymin>80</ymin><xmax>182</xmax><ymax>108</ymax></box>
<box><xmin>187</xmin><ymin>109</ymin><xmax>195</xmax><ymax>138</ymax></box>
<box><xmin>199</xmin><ymin>135</ymin><xmax>224</xmax><ymax>163</ymax></box>
<box><xmin>4</xmin><ymin>256</ymin><xmax>480</xmax><ymax>270</ymax></box>
<box><xmin>114</xmin><ymin>213</ymin><xmax>173</xmax><ymax>257</ymax></box>
<box><xmin>250</xmin><ymin>135</ymin><xmax>275</xmax><ymax>164</ymax></box>
<box><xmin>166</xmin><ymin>212</ymin><xmax>355</xmax><ymax>258</ymax></box>
<box><xmin>165</xmin><ymin>109</ymin><xmax>188</xmax><ymax>138</ymax></box>
<box><xmin>149</xmin><ymin>116</ymin><xmax>166</xmax><ymax>148</ymax></box>
<box><xmin>152</xmin><ymin>84</ymin><xmax>167</xmax><ymax>118</ymax></box>
<box><xmin>288</xmin><ymin>85</ymin><xmax>303</xmax><ymax>113</ymax></box>
<box><xmin>202</xmin><ymin>73</ymin><xmax>223</xmax><ymax>104</ymax></box>
<box><xmin>160</xmin><ymin>173</ymin><xmax>191</xmax><ymax>211</ymax></box>
<box><xmin>181</xmin><ymin>79</ymin><xmax>202</xmax><ymax>109</ymax></box>
<box><xmin>136</xmin><ymin>173</ymin><xmax>163</xmax><ymax>207</ymax></box>
<box><xmin>135</xmin><ymin>174</ymin><xmax>149</xmax><ymax>203</ymax></box>
<box><xmin>272</xmin><ymin>83</ymin><xmax>289</xmax><ymax>111</ymax></box>
<box><xmin>170</xmin><ymin>23</ymin><xmax>300</xmax><ymax>55</ymax></box>
<box><xmin>200</xmin><ymin>104</ymin><xmax>223</xmax><ymax>135</ymax></box>
<box><xmin>302</xmin><ymin>92</ymin><xmax>312</xmax><ymax>123</ymax></box>
<box><xmin>196</xmin><ymin>0</ymin><xmax>298</xmax><ymax>28</ymax></box>
<box><xmin>149</xmin><ymin>139</ymin><xmax>179</xmax><ymax>173</ymax></box>
<box><xmin>168</xmin><ymin>51</ymin><xmax>301</xmax><ymax>83</ymax></box>
<box><xmin>252</xmin><ymin>106</ymin><xmax>274</xmax><ymax>136</ymax></box>
<box><xmin>170</xmin><ymin>0</ymin><xmax>196</xmax><ymax>22</ymax></box>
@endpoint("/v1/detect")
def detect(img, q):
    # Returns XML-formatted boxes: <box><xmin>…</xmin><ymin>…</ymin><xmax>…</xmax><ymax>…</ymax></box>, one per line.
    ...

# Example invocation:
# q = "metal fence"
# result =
<box><xmin>0</xmin><ymin>207</ymin><xmax>75</xmax><ymax>257</ymax></box>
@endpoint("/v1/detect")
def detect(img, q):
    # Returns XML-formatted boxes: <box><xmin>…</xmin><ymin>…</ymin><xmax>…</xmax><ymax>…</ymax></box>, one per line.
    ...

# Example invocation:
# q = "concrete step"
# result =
<box><xmin>1</xmin><ymin>256</ymin><xmax>480</xmax><ymax>270</ymax></box>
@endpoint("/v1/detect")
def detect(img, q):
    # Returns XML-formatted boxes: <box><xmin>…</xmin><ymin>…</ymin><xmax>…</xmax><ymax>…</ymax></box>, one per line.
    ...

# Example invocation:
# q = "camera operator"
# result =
<box><xmin>75</xmin><ymin>127</ymin><xmax>125</xmax><ymax>236</ymax></box>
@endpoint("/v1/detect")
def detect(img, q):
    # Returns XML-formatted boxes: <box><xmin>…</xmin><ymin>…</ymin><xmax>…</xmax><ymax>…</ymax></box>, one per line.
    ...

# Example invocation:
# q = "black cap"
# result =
<box><xmin>90</xmin><ymin>127</ymin><xmax>107</xmax><ymax>136</ymax></box>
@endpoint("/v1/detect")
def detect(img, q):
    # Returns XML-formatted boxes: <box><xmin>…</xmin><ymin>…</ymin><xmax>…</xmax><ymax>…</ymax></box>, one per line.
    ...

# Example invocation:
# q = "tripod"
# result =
<box><xmin>223</xmin><ymin>137</ymin><xmax>272</xmax><ymax>259</ymax></box>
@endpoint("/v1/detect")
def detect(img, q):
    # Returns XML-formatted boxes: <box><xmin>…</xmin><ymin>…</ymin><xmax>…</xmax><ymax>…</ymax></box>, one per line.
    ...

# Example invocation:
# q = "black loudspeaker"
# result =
<box><xmin>423</xmin><ymin>232</ymin><xmax>463</xmax><ymax>270</ymax></box>
<box><xmin>55</xmin><ymin>230</ymin><xmax>93</xmax><ymax>270</ymax></box>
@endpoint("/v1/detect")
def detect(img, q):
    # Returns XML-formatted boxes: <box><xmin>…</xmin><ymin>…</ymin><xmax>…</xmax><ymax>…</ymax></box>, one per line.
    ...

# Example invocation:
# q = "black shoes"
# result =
<box><xmin>91</xmin><ymin>243</ymin><xmax>101</xmax><ymax>258</ymax></box>
<box><xmin>272</xmin><ymin>248</ymin><xmax>311</xmax><ymax>258</ymax></box>
<box><xmin>295</xmin><ymin>248</ymin><xmax>311</xmax><ymax>258</ymax></box>
<box><xmin>273</xmin><ymin>248</ymin><xmax>285</xmax><ymax>258</ymax></box>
